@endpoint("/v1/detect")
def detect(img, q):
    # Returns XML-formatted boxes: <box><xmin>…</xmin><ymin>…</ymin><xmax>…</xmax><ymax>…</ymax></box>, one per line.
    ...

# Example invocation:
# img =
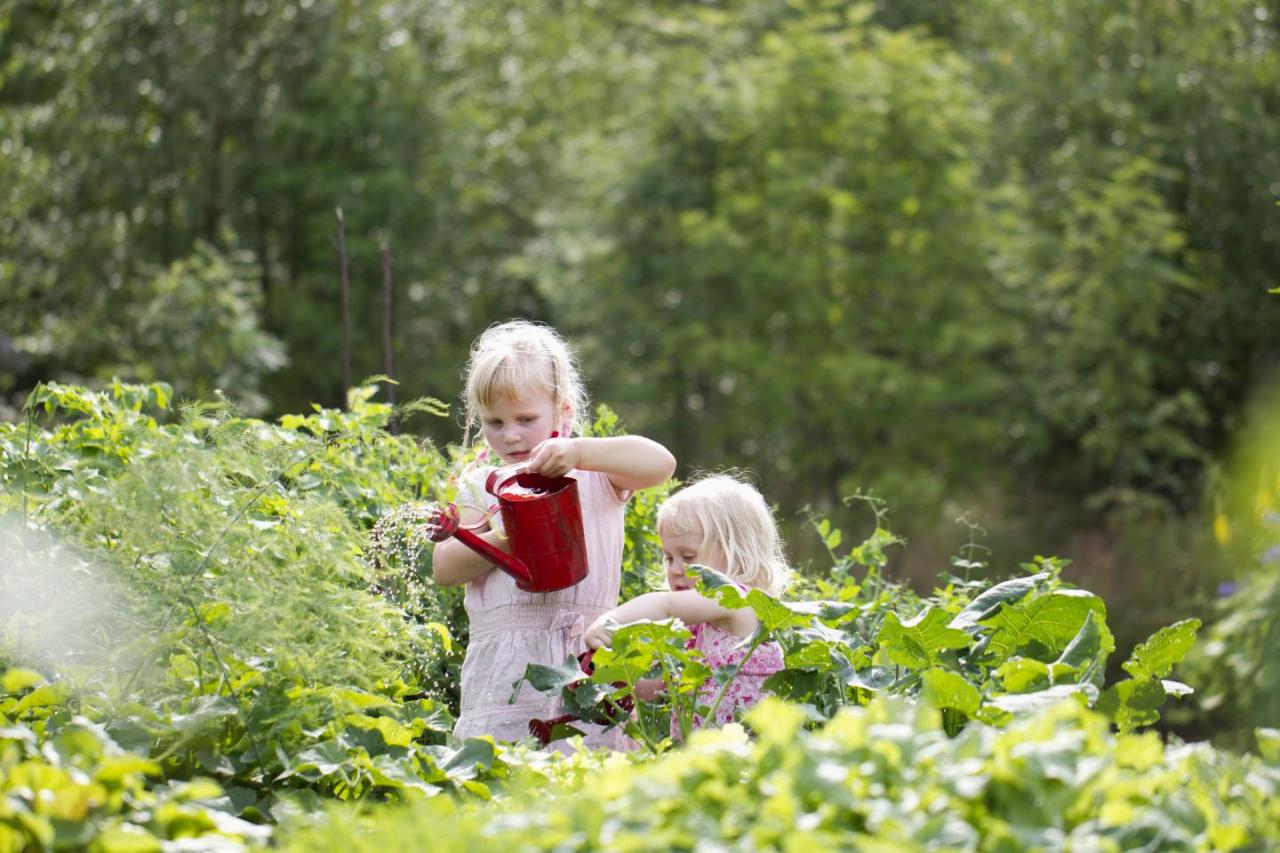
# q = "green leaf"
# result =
<box><xmin>92</xmin><ymin>754</ymin><xmax>163</xmax><ymax>784</ymax></box>
<box><xmin>787</xmin><ymin>599</ymin><xmax>859</xmax><ymax>624</ymax></box>
<box><xmin>1121</xmin><ymin>619</ymin><xmax>1200</xmax><ymax>680</ymax></box>
<box><xmin>995</xmin><ymin>657</ymin><xmax>1053</xmax><ymax>693</ymax></box>
<box><xmin>695</xmin><ymin>567</ymin><xmax>749</xmax><ymax>609</ymax></box>
<box><xmin>287</xmin><ymin>739</ymin><xmax>354</xmax><ymax>779</ymax></box>
<box><xmin>437</xmin><ymin>738</ymin><xmax>497</xmax><ymax>781</ymax></box>
<box><xmin>949</xmin><ymin>573</ymin><xmax>1048</xmax><ymax>631</ymax></box>
<box><xmin>87</xmin><ymin>826</ymin><xmax>163</xmax><ymax>853</ymax></box>
<box><xmin>877</xmin><ymin>607</ymin><xmax>972</xmax><ymax>670</ymax></box>
<box><xmin>1</xmin><ymin>668</ymin><xmax>46</xmax><ymax>694</ymax></box>
<box><xmin>921</xmin><ymin>669</ymin><xmax>980</xmax><ymax>717</ymax></box>
<box><xmin>1056</xmin><ymin>609</ymin><xmax>1114</xmax><ymax>675</ymax></box>
<box><xmin>344</xmin><ymin>713</ymin><xmax>414</xmax><ymax>748</ymax></box>
<box><xmin>369</xmin><ymin>754</ymin><xmax>441</xmax><ymax>796</ymax></box>
<box><xmin>746</xmin><ymin>589</ymin><xmax>815</xmax><ymax>634</ymax></box>
<box><xmin>978</xmin><ymin>590</ymin><xmax>1107</xmax><ymax>664</ymax></box>
<box><xmin>1097</xmin><ymin>677</ymin><xmax>1168</xmax><ymax>733</ymax></box>
<box><xmin>516</xmin><ymin>655</ymin><xmax>586</xmax><ymax>697</ymax></box>
<box><xmin>11</xmin><ymin>682</ymin><xmax>72</xmax><ymax>714</ymax></box>
<box><xmin>1257</xmin><ymin>728</ymin><xmax>1280</xmax><ymax>763</ymax></box>
<box><xmin>986</xmin><ymin>683</ymin><xmax>1096</xmax><ymax>714</ymax></box>
<box><xmin>592</xmin><ymin>620</ymin><xmax>691</xmax><ymax>685</ymax></box>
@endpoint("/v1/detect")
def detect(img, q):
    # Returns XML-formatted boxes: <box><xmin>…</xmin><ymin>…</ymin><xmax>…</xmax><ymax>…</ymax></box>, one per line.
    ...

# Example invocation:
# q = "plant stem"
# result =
<box><xmin>380</xmin><ymin>240</ymin><xmax>397</xmax><ymax>435</ymax></box>
<box><xmin>21</xmin><ymin>384</ymin><xmax>39</xmax><ymax>527</ymax></box>
<box><xmin>702</xmin><ymin>633</ymin><xmax>767</xmax><ymax>730</ymax></box>
<box><xmin>336</xmin><ymin>208</ymin><xmax>351</xmax><ymax>410</ymax></box>
<box><xmin>659</xmin><ymin>652</ymin><xmax>689</xmax><ymax>746</ymax></box>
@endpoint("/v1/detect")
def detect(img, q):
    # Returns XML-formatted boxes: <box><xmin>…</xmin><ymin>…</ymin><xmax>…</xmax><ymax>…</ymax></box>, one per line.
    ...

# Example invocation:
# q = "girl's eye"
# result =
<box><xmin>517</xmin><ymin>416</ymin><xmax>535</xmax><ymax>425</ymax></box>
<box><xmin>662</xmin><ymin>554</ymin><xmax>673</xmax><ymax>564</ymax></box>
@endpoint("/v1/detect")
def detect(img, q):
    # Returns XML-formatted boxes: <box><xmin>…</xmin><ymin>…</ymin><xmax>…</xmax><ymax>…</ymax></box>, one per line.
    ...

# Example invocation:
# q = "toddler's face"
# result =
<box><xmin>660</xmin><ymin>530</ymin><xmax>727</xmax><ymax>592</ymax></box>
<box><xmin>480</xmin><ymin>389</ymin><xmax>558</xmax><ymax>465</ymax></box>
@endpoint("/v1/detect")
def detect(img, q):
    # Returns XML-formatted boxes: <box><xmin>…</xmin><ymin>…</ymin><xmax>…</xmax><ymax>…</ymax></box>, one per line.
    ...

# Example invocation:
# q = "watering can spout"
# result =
<box><xmin>451</xmin><ymin>524</ymin><xmax>534</xmax><ymax>586</ymax></box>
<box><xmin>423</xmin><ymin>503</ymin><xmax>535</xmax><ymax>585</ymax></box>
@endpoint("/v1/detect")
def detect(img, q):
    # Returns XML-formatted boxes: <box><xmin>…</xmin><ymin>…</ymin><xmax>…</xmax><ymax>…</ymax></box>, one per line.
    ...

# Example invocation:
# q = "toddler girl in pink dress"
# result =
<box><xmin>432</xmin><ymin>320</ymin><xmax>675</xmax><ymax>746</ymax></box>
<box><xmin>584</xmin><ymin>474</ymin><xmax>790</xmax><ymax>732</ymax></box>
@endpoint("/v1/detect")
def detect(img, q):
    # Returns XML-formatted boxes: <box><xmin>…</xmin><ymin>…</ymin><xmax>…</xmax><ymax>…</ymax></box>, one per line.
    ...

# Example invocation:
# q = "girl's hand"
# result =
<box><xmin>584</xmin><ymin>614</ymin><xmax>619</xmax><ymax>649</ymax></box>
<box><xmin>525</xmin><ymin>437</ymin><xmax>580</xmax><ymax>478</ymax></box>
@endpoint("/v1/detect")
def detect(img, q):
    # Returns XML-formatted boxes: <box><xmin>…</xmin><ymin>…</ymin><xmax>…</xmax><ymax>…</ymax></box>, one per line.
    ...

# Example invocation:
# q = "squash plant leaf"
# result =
<box><xmin>948</xmin><ymin>573</ymin><xmax>1048</xmax><ymax>631</ymax></box>
<box><xmin>1056</xmin><ymin>609</ymin><xmax>1114</xmax><ymax>676</ymax></box>
<box><xmin>986</xmin><ymin>683</ymin><xmax>1096</xmax><ymax>715</ymax></box>
<box><xmin>513</xmin><ymin>655</ymin><xmax>583</xmax><ymax>700</ymax></box>
<box><xmin>1121</xmin><ymin>618</ymin><xmax>1200</xmax><ymax>680</ymax></box>
<box><xmin>437</xmin><ymin>738</ymin><xmax>498</xmax><ymax>781</ymax></box>
<box><xmin>978</xmin><ymin>590</ymin><xmax>1107</xmax><ymax>665</ymax></box>
<box><xmin>693</xmin><ymin>567</ymin><xmax>749</xmax><ymax>609</ymax></box>
<box><xmin>746</xmin><ymin>589</ymin><xmax>815</xmax><ymax>634</ymax></box>
<box><xmin>995</xmin><ymin>657</ymin><xmax>1053</xmax><ymax>694</ymax></box>
<box><xmin>877</xmin><ymin>607</ymin><xmax>972</xmax><ymax>670</ymax></box>
<box><xmin>1097</xmin><ymin>677</ymin><xmax>1167</xmax><ymax>733</ymax></box>
<box><xmin>921</xmin><ymin>668</ymin><xmax>980</xmax><ymax>717</ymax></box>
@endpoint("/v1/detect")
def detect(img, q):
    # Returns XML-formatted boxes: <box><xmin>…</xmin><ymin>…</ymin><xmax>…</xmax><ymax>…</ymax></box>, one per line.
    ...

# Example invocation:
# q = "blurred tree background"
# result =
<box><xmin>2</xmin><ymin>0</ymin><xmax>1277</xmax><ymax>658</ymax></box>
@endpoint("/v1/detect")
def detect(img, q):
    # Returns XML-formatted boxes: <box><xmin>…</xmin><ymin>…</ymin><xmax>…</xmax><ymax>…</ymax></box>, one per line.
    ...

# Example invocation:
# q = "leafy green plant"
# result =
<box><xmin>523</xmin><ymin>514</ymin><xmax>1200</xmax><ymax>748</ymax></box>
<box><xmin>281</xmin><ymin>696</ymin><xmax>1280</xmax><ymax>852</ymax></box>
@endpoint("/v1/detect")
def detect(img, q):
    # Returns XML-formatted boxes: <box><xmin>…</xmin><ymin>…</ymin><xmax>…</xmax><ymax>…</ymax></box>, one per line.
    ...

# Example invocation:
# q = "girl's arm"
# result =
<box><xmin>584</xmin><ymin>590</ymin><xmax>749</xmax><ymax>648</ymax></box>
<box><xmin>525</xmin><ymin>436</ymin><xmax>676</xmax><ymax>493</ymax></box>
<box><xmin>431</xmin><ymin>527</ymin><xmax>509</xmax><ymax>587</ymax></box>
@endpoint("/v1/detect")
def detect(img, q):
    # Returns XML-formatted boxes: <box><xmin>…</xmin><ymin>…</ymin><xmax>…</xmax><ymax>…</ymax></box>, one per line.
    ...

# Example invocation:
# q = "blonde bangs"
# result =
<box><xmin>460</xmin><ymin>320</ymin><xmax>589</xmax><ymax>446</ymax></box>
<box><xmin>467</xmin><ymin>349</ymin><xmax>554</xmax><ymax>413</ymax></box>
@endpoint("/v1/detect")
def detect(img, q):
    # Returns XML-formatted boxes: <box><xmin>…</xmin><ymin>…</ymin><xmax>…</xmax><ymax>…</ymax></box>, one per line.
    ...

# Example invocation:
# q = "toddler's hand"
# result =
<box><xmin>525</xmin><ymin>437</ymin><xmax>580</xmax><ymax>478</ymax></box>
<box><xmin>584</xmin><ymin>614</ymin><xmax>619</xmax><ymax>649</ymax></box>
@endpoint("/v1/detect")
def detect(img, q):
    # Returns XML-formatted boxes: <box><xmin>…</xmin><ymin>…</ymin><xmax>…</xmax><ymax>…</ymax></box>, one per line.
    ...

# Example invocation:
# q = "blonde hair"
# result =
<box><xmin>461</xmin><ymin>320</ymin><xmax>590</xmax><ymax>447</ymax></box>
<box><xmin>657</xmin><ymin>474</ymin><xmax>791</xmax><ymax>595</ymax></box>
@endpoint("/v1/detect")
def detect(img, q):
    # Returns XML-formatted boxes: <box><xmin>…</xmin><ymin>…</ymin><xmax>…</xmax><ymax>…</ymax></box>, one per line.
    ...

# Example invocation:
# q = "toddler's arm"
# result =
<box><xmin>525</xmin><ymin>435</ymin><xmax>675</xmax><ymax>493</ymax></box>
<box><xmin>584</xmin><ymin>590</ymin><xmax>746</xmax><ymax>648</ymax></box>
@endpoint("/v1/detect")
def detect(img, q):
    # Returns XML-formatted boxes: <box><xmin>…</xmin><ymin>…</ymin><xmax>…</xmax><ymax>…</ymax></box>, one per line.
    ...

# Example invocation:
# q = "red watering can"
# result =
<box><xmin>426</xmin><ymin>465</ymin><xmax>590</xmax><ymax>593</ymax></box>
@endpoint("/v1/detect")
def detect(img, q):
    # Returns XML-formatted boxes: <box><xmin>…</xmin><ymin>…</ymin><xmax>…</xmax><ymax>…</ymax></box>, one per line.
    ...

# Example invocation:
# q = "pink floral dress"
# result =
<box><xmin>683</xmin><ymin>620</ymin><xmax>785</xmax><ymax>731</ymax></box>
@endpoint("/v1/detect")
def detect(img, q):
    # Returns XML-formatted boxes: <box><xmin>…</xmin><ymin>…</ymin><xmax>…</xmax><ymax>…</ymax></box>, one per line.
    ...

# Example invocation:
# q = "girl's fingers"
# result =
<box><xmin>526</xmin><ymin>444</ymin><xmax>552</xmax><ymax>473</ymax></box>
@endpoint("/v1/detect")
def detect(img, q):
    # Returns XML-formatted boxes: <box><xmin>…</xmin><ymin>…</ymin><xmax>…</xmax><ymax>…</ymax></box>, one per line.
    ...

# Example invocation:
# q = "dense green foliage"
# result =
<box><xmin>3</xmin><ymin>380</ymin><xmax>1276</xmax><ymax>850</ymax></box>
<box><xmin>4</xmin><ymin>0</ymin><xmax>1280</xmax><ymax>845</ymax></box>
<box><xmin>522</xmin><ymin>550</ymin><xmax>1202</xmax><ymax>751</ymax></box>
<box><xmin>285</xmin><ymin>699</ymin><xmax>1280</xmax><ymax>852</ymax></box>
<box><xmin>3</xmin><ymin>0</ymin><xmax>1276</xmax><ymax>539</ymax></box>
<box><xmin>0</xmin><ymin>381</ymin><xmax>668</xmax><ymax>848</ymax></box>
<box><xmin>1174</xmin><ymin>387</ymin><xmax>1280</xmax><ymax>746</ymax></box>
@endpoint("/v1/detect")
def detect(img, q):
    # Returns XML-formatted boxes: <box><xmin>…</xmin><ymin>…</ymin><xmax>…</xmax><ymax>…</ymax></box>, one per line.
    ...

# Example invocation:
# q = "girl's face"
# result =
<box><xmin>660</xmin><ymin>529</ymin><xmax>727</xmax><ymax>592</ymax></box>
<box><xmin>479</xmin><ymin>389</ymin><xmax>559</xmax><ymax>465</ymax></box>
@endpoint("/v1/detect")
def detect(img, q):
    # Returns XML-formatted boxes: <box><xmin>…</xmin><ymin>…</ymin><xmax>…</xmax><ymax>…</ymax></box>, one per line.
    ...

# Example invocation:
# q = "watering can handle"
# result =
<box><xmin>484</xmin><ymin>431</ymin><xmax>560</xmax><ymax>496</ymax></box>
<box><xmin>485</xmin><ymin>464</ymin><xmax>523</xmax><ymax>497</ymax></box>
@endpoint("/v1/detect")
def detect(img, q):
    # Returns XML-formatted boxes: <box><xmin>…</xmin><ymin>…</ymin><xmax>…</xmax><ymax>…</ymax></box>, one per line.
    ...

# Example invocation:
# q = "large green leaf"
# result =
<box><xmin>746</xmin><ymin>589</ymin><xmax>816</xmax><ymax>634</ymax></box>
<box><xmin>877</xmin><ymin>607</ymin><xmax>972</xmax><ymax>670</ymax></box>
<box><xmin>978</xmin><ymin>590</ymin><xmax>1107</xmax><ymax>665</ymax></box>
<box><xmin>921</xmin><ymin>669</ymin><xmax>980</xmax><ymax>717</ymax></box>
<box><xmin>1056</xmin><ymin>609</ymin><xmax>1114</xmax><ymax>674</ymax></box>
<box><xmin>1096</xmin><ymin>678</ymin><xmax>1167</xmax><ymax>734</ymax></box>
<box><xmin>1121</xmin><ymin>619</ymin><xmax>1200</xmax><ymax>680</ymax></box>
<box><xmin>986</xmin><ymin>683</ymin><xmax>1096</xmax><ymax>715</ymax></box>
<box><xmin>948</xmin><ymin>573</ymin><xmax>1047</xmax><ymax>631</ymax></box>
<box><xmin>512</xmin><ymin>655</ymin><xmax>585</xmax><ymax>701</ymax></box>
